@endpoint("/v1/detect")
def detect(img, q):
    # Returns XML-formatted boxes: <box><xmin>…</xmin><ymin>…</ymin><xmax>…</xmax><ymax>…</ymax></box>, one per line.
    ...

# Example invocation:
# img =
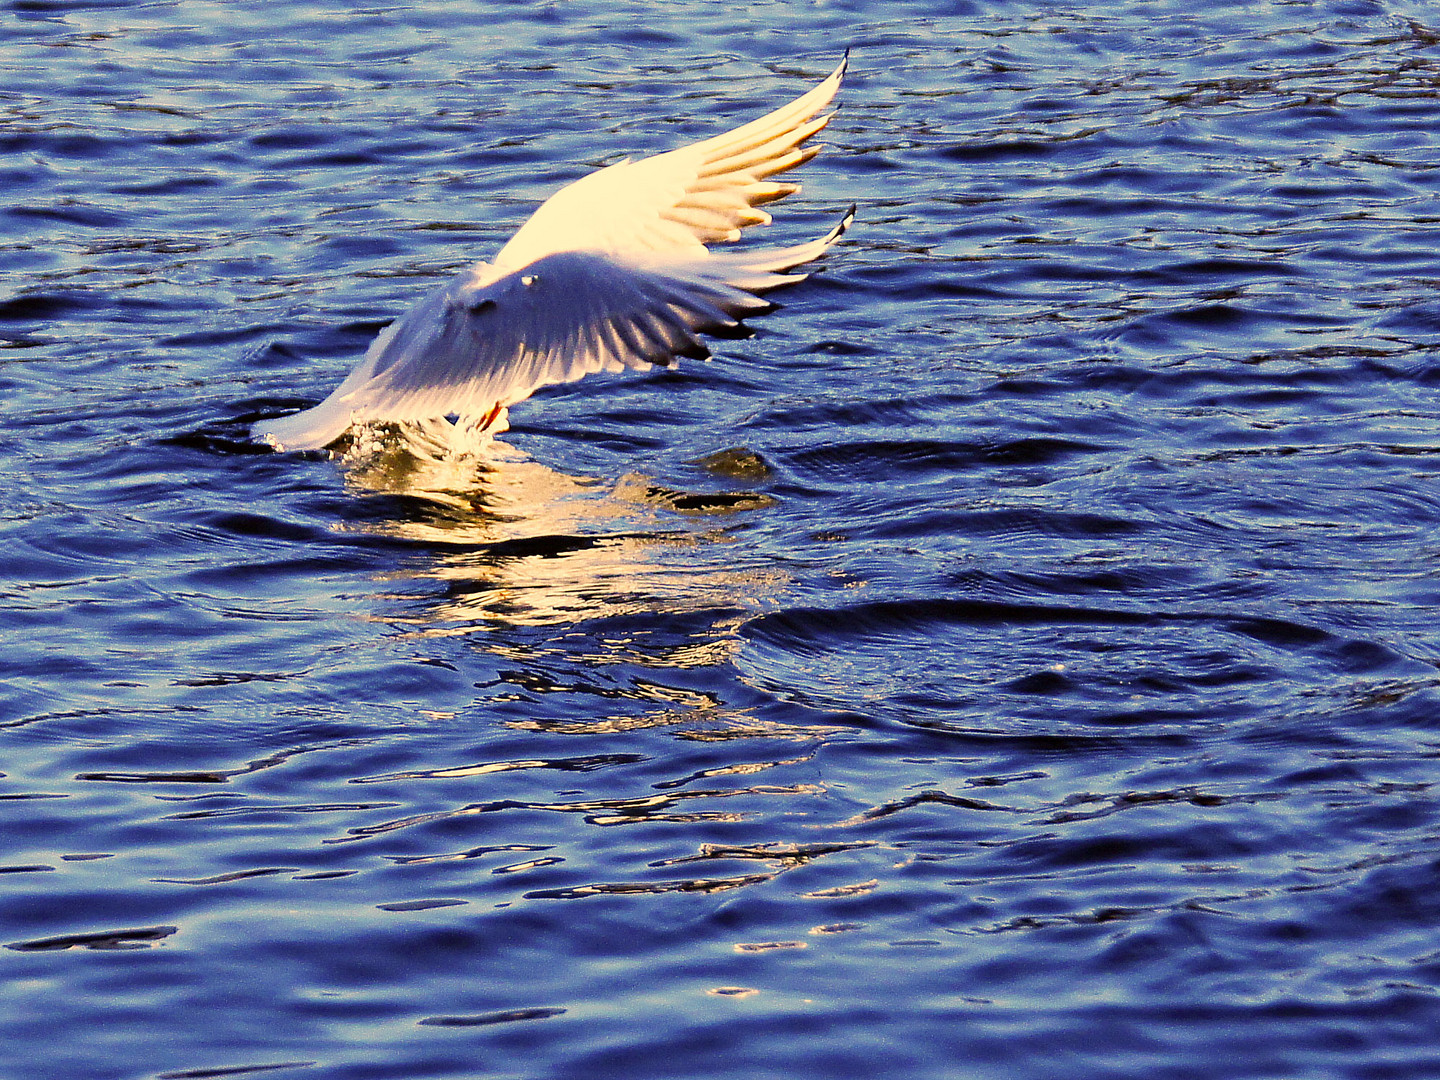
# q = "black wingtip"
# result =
<box><xmin>822</xmin><ymin>205</ymin><xmax>857</xmax><ymax>246</ymax></box>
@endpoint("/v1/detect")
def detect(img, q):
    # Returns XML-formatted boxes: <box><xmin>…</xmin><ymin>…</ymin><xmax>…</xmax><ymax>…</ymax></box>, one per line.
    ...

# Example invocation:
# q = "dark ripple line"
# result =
<box><xmin>743</xmin><ymin>598</ymin><xmax>1157</xmax><ymax>648</ymax></box>
<box><xmin>155</xmin><ymin>868</ymin><xmax>301</xmax><ymax>886</ymax></box>
<box><xmin>6</xmin><ymin>925</ymin><xmax>177</xmax><ymax>952</ymax></box>
<box><xmin>156</xmin><ymin>1064</ymin><xmax>318</xmax><ymax>1080</ymax></box>
<box><xmin>78</xmin><ymin>745</ymin><xmax>327</xmax><ymax>785</ymax></box>
<box><xmin>165</xmin><ymin>802</ymin><xmax>397</xmax><ymax>820</ymax></box>
<box><xmin>418</xmin><ymin>1006</ymin><xmax>565</xmax><ymax>1027</ymax></box>
<box><xmin>742</xmin><ymin>597</ymin><xmax>1364</xmax><ymax>661</ymax></box>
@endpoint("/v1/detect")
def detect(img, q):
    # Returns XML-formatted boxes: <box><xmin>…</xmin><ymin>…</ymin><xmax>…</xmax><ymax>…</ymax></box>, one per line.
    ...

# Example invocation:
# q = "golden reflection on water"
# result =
<box><xmin>330</xmin><ymin>437</ymin><xmax>854</xmax><ymax>743</ymax></box>
<box><xmin>335</xmin><ymin>438</ymin><xmax>786</xmax><ymax>637</ymax></box>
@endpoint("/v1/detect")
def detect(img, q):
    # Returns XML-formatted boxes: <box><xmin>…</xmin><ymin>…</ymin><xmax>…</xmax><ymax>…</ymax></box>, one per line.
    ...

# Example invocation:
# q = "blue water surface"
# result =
<box><xmin>4</xmin><ymin>1</ymin><xmax>1440</xmax><ymax>1077</ymax></box>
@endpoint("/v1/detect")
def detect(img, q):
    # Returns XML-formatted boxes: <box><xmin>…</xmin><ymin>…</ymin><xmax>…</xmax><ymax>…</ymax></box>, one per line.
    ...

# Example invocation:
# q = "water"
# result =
<box><xmin>4</xmin><ymin>1</ymin><xmax>1440</xmax><ymax>1077</ymax></box>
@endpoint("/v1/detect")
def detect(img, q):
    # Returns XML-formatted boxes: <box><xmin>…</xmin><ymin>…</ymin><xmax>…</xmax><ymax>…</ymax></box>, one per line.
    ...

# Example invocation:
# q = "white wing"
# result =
<box><xmin>253</xmin><ymin>56</ymin><xmax>850</xmax><ymax>453</ymax></box>
<box><xmin>492</xmin><ymin>53</ymin><xmax>848</xmax><ymax>269</ymax></box>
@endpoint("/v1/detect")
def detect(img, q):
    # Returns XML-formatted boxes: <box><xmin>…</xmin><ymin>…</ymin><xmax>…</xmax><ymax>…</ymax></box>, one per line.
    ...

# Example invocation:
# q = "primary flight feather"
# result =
<box><xmin>252</xmin><ymin>55</ymin><xmax>852</xmax><ymax>454</ymax></box>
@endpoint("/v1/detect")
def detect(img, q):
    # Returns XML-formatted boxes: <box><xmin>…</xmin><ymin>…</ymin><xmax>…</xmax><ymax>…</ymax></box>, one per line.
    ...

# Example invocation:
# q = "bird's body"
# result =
<box><xmin>252</xmin><ymin>56</ymin><xmax>851</xmax><ymax>455</ymax></box>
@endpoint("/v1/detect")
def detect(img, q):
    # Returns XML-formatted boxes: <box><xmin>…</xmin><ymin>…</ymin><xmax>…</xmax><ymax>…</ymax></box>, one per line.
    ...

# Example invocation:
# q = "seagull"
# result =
<box><xmin>251</xmin><ymin>55</ymin><xmax>852</xmax><ymax>456</ymax></box>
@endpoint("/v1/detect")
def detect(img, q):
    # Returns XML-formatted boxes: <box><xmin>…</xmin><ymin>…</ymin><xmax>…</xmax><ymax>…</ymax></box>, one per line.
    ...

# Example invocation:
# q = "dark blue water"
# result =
<box><xmin>5</xmin><ymin>2</ymin><xmax>1440</xmax><ymax>1077</ymax></box>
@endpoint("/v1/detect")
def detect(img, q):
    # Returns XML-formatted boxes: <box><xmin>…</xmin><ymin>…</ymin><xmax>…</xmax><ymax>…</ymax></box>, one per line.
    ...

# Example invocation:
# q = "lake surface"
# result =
<box><xmin>4</xmin><ymin>1</ymin><xmax>1440</xmax><ymax>1077</ymax></box>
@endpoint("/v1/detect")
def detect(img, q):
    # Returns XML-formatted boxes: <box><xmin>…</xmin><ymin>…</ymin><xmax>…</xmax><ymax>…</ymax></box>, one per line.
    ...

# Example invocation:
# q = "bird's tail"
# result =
<box><xmin>251</xmin><ymin>399</ymin><xmax>354</xmax><ymax>452</ymax></box>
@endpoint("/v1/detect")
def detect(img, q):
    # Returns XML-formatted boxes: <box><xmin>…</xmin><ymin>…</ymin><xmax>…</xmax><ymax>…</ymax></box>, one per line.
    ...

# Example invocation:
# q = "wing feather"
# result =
<box><xmin>491</xmin><ymin>54</ymin><xmax>847</xmax><ymax>268</ymax></box>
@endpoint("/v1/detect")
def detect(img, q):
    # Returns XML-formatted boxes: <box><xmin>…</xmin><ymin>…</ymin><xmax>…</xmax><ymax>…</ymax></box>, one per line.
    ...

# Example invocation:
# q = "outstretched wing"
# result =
<box><xmin>252</xmin><ymin>56</ymin><xmax>850</xmax><ymax>452</ymax></box>
<box><xmin>253</xmin><ymin>211</ymin><xmax>853</xmax><ymax>451</ymax></box>
<box><xmin>491</xmin><ymin>53</ymin><xmax>847</xmax><ymax>270</ymax></box>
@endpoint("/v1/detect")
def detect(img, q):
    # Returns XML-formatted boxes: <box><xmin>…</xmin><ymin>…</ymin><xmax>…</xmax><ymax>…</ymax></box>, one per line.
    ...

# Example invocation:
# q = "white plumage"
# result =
<box><xmin>252</xmin><ymin>55</ymin><xmax>851</xmax><ymax>454</ymax></box>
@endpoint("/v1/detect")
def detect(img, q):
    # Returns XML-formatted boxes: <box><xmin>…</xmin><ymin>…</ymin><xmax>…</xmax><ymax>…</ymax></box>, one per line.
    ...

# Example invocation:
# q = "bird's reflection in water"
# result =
<box><xmin>334</xmin><ymin>432</ymin><xmax>786</xmax><ymax>642</ymax></box>
<box><xmin>334</xmin><ymin>433</ymin><xmax>841</xmax><ymax>748</ymax></box>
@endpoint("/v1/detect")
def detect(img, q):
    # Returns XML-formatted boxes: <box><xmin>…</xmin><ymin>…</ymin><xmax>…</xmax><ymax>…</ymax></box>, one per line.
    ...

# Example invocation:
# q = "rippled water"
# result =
<box><xmin>5</xmin><ymin>1</ymin><xmax>1440</xmax><ymax>1077</ymax></box>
